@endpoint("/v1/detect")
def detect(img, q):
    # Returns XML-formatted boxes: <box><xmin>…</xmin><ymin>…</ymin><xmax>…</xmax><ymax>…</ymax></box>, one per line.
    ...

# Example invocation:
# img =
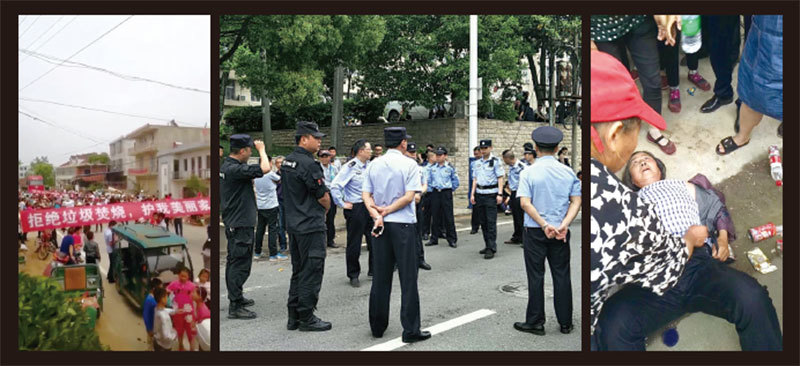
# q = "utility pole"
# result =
<box><xmin>469</xmin><ymin>15</ymin><xmax>478</xmax><ymax>153</ymax></box>
<box><xmin>262</xmin><ymin>93</ymin><xmax>272</xmax><ymax>151</ymax></box>
<box><xmin>331</xmin><ymin>65</ymin><xmax>344</xmax><ymax>151</ymax></box>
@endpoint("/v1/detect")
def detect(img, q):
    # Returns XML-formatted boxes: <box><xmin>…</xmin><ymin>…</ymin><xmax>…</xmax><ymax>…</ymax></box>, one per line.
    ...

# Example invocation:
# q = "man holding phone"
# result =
<box><xmin>363</xmin><ymin>127</ymin><xmax>430</xmax><ymax>344</ymax></box>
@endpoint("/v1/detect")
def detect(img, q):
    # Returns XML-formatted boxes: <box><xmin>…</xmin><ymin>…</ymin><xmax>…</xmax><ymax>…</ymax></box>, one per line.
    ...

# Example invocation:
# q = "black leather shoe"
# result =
<box><xmin>240</xmin><ymin>298</ymin><xmax>255</xmax><ymax>307</ymax></box>
<box><xmin>422</xmin><ymin>234</ymin><xmax>429</xmax><ymax>241</ymax></box>
<box><xmin>287</xmin><ymin>318</ymin><xmax>299</xmax><ymax>330</ymax></box>
<box><xmin>484</xmin><ymin>251</ymin><xmax>495</xmax><ymax>259</ymax></box>
<box><xmin>228</xmin><ymin>306</ymin><xmax>257</xmax><ymax>319</ymax></box>
<box><xmin>419</xmin><ymin>261</ymin><xmax>432</xmax><ymax>270</ymax></box>
<box><xmin>372</xmin><ymin>331</ymin><xmax>384</xmax><ymax>338</ymax></box>
<box><xmin>402</xmin><ymin>331</ymin><xmax>431</xmax><ymax>343</ymax></box>
<box><xmin>448</xmin><ymin>242</ymin><xmax>457</xmax><ymax>248</ymax></box>
<box><xmin>469</xmin><ymin>229</ymin><xmax>478</xmax><ymax>235</ymax></box>
<box><xmin>299</xmin><ymin>315</ymin><xmax>332</xmax><ymax>332</ymax></box>
<box><xmin>514</xmin><ymin>322</ymin><xmax>545</xmax><ymax>335</ymax></box>
<box><xmin>425</xmin><ymin>241</ymin><xmax>438</xmax><ymax>246</ymax></box>
<box><xmin>560</xmin><ymin>324</ymin><xmax>574</xmax><ymax>334</ymax></box>
<box><xmin>700</xmin><ymin>95</ymin><xmax>733</xmax><ymax>113</ymax></box>
<box><xmin>327</xmin><ymin>243</ymin><xmax>338</xmax><ymax>248</ymax></box>
<box><xmin>479</xmin><ymin>248</ymin><xmax>488</xmax><ymax>254</ymax></box>
<box><xmin>504</xmin><ymin>239</ymin><xmax>522</xmax><ymax>244</ymax></box>
<box><xmin>350</xmin><ymin>277</ymin><xmax>360</xmax><ymax>288</ymax></box>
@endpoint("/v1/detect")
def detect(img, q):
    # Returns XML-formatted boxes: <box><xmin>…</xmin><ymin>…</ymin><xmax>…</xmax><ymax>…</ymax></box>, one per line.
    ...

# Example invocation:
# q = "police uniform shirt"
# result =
<box><xmin>473</xmin><ymin>154</ymin><xmax>505</xmax><ymax>194</ymax></box>
<box><xmin>281</xmin><ymin>146</ymin><xmax>330</xmax><ymax>234</ymax></box>
<box><xmin>220</xmin><ymin>156</ymin><xmax>264</xmax><ymax>227</ymax></box>
<box><xmin>429</xmin><ymin>162</ymin><xmax>459</xmax><ymax>190</ymax></box>
<box><xmin>321</xmin><ymin>163</ymin><xmax>338</xmax><ymax>188</ymax></box>
<box><xmin>424</xmin><ymin>163</ymin><xmax>435</xmax><ymax>193</ymax></box>
<box><xmin>516</xmin><ymin>155</ymin><xmax>581</xmax><ymax>228</ymax></box>
<box><xmin>363</xmin><ymin>149</ymin><xmax>422</xmax><ymax>224</ymax></box>
<box><xmin>330</xmin><ymin>158</ymin><xmax>368</xmax><ymax>207</ymax></box>
<box><xmin>507</xmin><ymin>160</ymin><xmax>526</xmax><ymax>192</ymax></box>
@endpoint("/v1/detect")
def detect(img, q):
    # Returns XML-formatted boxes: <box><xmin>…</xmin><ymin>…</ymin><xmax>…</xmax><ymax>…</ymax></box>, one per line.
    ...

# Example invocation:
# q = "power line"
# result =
<box><xmin>19</xmin><ymin>48</ymin><xmax>210</xmax><ymax>94</ymax></box>
<box><xmin>23</xmin><ymin>16</ymin><xmax>63</xmax><ymax>50</ymax></box>
<box><xmin>19</xmin><ymin>97</ymin><xmax>207</xmax><ymax>127</ymax></box>
<box><xmin>18</xmin><ymin>109</ymin><xmax>105</xmax><ymax>144</ymax></box>
<box><xmin>19</xmin><ymin>15</ymin><xmax>133</xmax><ymax>92</ymax></box>
<box><xmin>18</xmin><ymin>16</ymin><xmax>41</xmax><ymax>39</ymax></box>
<box><xmin>22</xmin><ymin>16</ymin><xmax>78</xmax><ymax>63</ymax></box>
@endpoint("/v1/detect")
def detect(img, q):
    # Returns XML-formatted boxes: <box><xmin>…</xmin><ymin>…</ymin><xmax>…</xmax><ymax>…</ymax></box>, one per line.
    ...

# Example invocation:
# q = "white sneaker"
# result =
<box><xmin>253</xmin><ymin>253</ymin><xmax>262</xmax><ymax>260</ymax></box>
<box><xmin>268</xmin><ymin>256</ymin><xmax>278</xmax><ymax>262</ymax></box>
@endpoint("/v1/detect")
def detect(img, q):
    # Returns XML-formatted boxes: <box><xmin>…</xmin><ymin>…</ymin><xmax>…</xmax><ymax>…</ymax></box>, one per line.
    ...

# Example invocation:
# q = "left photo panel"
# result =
<box><xmin>17</xmin><ymin>15</ymin><xmax>212</xmax><ymax>351</ymax></box>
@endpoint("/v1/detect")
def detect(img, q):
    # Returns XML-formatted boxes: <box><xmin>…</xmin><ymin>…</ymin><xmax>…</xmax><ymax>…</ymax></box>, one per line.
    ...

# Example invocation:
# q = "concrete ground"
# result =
<box><xmin>219</xmin><ymin>214</ymin><xmax>582</xmax><ymax>351</ymax></box>
<box><xmin>630</xmin><ymin>51</ymin><xmax>783</xmax><ymax>351</ymax></box>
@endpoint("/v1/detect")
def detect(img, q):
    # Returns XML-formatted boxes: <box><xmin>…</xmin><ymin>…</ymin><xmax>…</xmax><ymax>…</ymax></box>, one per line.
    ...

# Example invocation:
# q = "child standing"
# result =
<box><xmin>191</xmin><ymin>287</ymin><xmax>211</xmax><ymax>351</ymax></box>
<box><xmin>152</xmin><ymin>287</ymin><xmax>177</xmax><ymax>351</ymax></box>
<box><xmin>195</xmin><ymin>269</ymin><xmax>211</xmax><ymax>310</ymax></box>
<box><xmin>143</xmin><ymin>278</ymin><xmax>163</xmax><ymax>349</ymax></box>
<box><xmin>166</xmin><ymin>267</ymin><xmax>196</xmax><ymax>351</ymax></box>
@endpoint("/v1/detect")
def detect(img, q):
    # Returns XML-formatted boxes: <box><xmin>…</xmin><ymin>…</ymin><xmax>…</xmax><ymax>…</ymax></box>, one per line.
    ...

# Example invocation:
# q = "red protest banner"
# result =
<box><xmin>20</xmin><ymin>197</ymin><xmax>211</xmax><ymax>233</ymax></box>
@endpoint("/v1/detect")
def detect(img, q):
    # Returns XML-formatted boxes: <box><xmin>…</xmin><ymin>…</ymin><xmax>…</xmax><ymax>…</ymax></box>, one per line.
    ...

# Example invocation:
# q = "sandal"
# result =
<box><xmin>716</xmin><ymin>136</ymin><xmax>750</xmax><ymax>156</ymax></box>
<box><xmin>647</xmin><ymin>133</ymin><xmax>676</xmax><ymax>155</ymax></box>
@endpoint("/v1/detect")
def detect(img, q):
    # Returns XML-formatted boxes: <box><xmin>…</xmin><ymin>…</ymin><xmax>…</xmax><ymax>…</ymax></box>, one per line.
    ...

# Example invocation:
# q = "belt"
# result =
<box><xmin>434</xmin><ymin>188</ymin><xmax>452</xmax><ymax>192</ymax></box>
<box><xmin>477</xmin><ymin>184</ymin><xmax>498</xmax><ymax>190</ymax></box>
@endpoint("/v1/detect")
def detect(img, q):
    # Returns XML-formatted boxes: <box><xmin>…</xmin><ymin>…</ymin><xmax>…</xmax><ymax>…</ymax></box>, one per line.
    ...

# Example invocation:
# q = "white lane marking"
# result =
<box><xmin>362</xmin><ymin>309</ymin><xmax>496</xmax><ymax>351</ymax></box>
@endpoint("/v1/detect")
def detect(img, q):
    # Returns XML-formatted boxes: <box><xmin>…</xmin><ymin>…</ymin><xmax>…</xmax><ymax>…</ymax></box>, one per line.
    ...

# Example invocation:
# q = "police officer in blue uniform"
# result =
<box><xmin>363</xmin><ymin>127</ymin><xmax>430</xmax><ymax>344</ymax></box>
<box><xmin>330</xmin><ymin>139</ymin><xmax>374</xmax><ymax>287</ymax></box>
<box><xmin>282</xmin><ymin>121</ymin><xmax>333</xmax><ymax>332</ymax></box>
<box><xmin>421</xmin><ymin>152</ymin><xmax>437</xmax><ymax>241</ymax></box>
<box><xmin>470</xmin><ymin>139</ymin><xmax>506</xmax><ymax>259</ymax></box>
<box><xmin>502</xmin><ymin>149</ymin><xmax>527</xmax><ymax>245</ymax></box>
<box><xmin>469</xmin><ymin>146</ymin><xmax>482</xmax><ymax>234</ymax></box>
<box><xmin>522</xmin><ymin>142</ymin><xmax>537</xmax><ymax>166</ymax></box>
<box><xmin>221</xmin><ymin>134</ymin><xmax>271</xmax><ymax>319</ymax></box>
<box><xmin>514</xmin><ymin>126</ymin><xmax>581</xmax><ymax>336</ymax></box>
<box><xmin>405</xmin><ymin>142</ymin><xmax>432</xmax><ymax>270</ymax></box>
<box><xmin>425</xmin><ymin>146</ymin><xmax>459</xmax><ymax>248</ymax></box>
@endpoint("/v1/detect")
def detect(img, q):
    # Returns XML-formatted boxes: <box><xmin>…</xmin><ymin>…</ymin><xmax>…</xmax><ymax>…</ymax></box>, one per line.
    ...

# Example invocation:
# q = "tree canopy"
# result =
<box><xmin>30</xmin><ymin>156</ymin><xmax>54</xmax><ymax>188</ymax></box>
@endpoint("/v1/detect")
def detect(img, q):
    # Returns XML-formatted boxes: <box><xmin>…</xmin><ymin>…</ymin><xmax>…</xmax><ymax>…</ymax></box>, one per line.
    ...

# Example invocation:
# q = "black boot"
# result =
<box><xmin>299</xmin><ymin>315</ymin><xmax>332</xmax><ymax>332</ymax></box>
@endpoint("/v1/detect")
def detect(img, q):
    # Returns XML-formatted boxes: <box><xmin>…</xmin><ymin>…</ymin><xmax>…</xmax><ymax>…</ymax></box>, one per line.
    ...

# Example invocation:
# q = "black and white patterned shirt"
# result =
<box><xmin>590</xmin><ymin>159</ymin><xmax>689</xmax><ymax>333</ymax></box>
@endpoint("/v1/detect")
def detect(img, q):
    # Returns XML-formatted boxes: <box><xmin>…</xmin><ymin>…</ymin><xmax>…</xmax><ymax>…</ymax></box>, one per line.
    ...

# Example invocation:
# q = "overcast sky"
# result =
<box><xmin>18</xmin><ymin>15</ymin><xmax>210</xmax><ymax>166</ymax></box>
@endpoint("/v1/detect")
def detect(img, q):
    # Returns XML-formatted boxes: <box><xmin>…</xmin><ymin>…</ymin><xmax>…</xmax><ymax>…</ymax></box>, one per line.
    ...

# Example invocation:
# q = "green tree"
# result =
<box><xmin>87</xmin><ymin>153</ymin><xmax>110</xmax><ymax>165</ymax></box>
<box><xmin>185</xmin><ymin>175</ymin><xmax>208</xmax><ymax>197</ymax></box>
<box><xmin>18</xmin><ymin>273</ymin><xmax>106</xmax><ymax>351</ymax></box>
<box><xmin>30</xmin><ymin>156</ymin><xmax>54</xmax><ymax>188</ymax></box>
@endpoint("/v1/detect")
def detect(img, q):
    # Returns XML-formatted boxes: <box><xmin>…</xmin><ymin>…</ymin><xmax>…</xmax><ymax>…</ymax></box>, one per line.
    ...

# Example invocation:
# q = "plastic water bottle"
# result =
<box><xmin>681</xmin><ymin>15</ymin><xmax>702</xmax><ymax>54</ymax></box>
<box><xmin>769</xmin><ymin>145</ymin><xmax>782</xmax><ymax>186</ymax></box>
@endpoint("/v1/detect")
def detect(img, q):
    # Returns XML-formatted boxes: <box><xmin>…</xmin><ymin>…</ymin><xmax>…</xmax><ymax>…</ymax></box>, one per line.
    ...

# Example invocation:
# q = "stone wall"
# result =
<box><xmin>254</xmin><ymin>118</ymin><xmax>581</xmax><ymax>199</ymax></box>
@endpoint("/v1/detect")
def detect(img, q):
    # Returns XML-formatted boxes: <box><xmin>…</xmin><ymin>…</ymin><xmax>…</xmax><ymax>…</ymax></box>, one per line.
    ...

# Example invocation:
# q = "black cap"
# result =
<box><xmin>523</xmin><ymin>142</ymin><xmax>534</xmax><ymax>154</ymax></box>
<box><xmin>295</xmin><ymin>121</ymin><xmax>326</xmax><ymax>138</ymax></box>
<box><xmin>384</xmin><ymin>127</ymin><xmax>411</xmax><ymax>146</ymax></box>
<box><xmin>318</xmin><ymin>149</ymin><xmax>331</xmax><ymax>157</ymax></box>
<box><xmin>479</xmin><ymin>139</ymin><xmax>492</xmax><ymax>148</ymax></box>
<box><xmin>531</xmin><ymin>126</ymin><xmax>563</xmax><ymax>149</ymax></box>
<box><xmin>230</xmin><ymin>134</ymin><xmax>254</xmax><ymax>149</ymax></box>
<box><xmin>435</xmin><ymin>146</ymin><xmax>447</xmax><ymax>155</ymax></box>
<box><xmin>407</xmin><ymin>142</ymin><xmax>417</xmax><ymax>151</ymax></box>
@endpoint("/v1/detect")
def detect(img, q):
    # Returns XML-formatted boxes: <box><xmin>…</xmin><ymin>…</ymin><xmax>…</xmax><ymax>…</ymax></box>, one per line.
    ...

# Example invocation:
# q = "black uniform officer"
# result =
<box><xmin>282</xmin><ymin>121</ymin><xmax>333</xmax><ymax>332</ymax></box>
<box><xmin>364</xmin><ymin>127</ymin><xmax>431</xmax><ymax>343</ymax></box>
<box><xmin>471</xmin><ymin>139</ymin><xmax>506</xmax><ymax>259</ymax></box>
<box><xmin>406</xmin><ymin>142</ymin><xmax>431</xmax><ymax>270</ymax></box>
<box><xmin>221</xmin><ymin>134</ymin><xmax>270</xmax><ymax>319</ymax></box>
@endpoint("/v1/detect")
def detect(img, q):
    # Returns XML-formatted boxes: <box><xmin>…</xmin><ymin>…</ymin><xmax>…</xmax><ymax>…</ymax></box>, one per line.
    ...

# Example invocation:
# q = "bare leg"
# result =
<box><xmin>719</xmin><ymin>102</ymin><xmax>763</xmax><ymax>153</ymax></box>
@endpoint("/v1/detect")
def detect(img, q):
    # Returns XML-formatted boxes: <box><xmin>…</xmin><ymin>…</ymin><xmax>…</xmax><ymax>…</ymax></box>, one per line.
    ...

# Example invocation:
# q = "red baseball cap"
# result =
<box><xmin>591</xmin><ymin>50</ymin><xmax>665</xmax><ymax>129</ymax></box>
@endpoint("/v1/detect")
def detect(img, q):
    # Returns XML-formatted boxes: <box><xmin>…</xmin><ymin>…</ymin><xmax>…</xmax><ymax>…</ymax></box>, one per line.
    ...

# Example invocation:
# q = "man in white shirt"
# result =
<box><xmin>253</xmin><ymin>156</ymin><xmax>285</xmax><ymax>261</ymax></box>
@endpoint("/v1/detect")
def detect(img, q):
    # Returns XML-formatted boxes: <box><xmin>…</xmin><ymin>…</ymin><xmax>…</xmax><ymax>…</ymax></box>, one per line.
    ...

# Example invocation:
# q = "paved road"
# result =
<box><xmin>219</xmin><ymin>216</ymin><xmax>582</xmax><ymax>351</ymax></box>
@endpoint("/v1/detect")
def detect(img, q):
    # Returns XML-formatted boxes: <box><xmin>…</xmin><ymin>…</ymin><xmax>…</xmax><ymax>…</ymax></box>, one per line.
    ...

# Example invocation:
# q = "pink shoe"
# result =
<box><xmin>668</xmin><ymin>89</ymin><xmax>681</xmax><ymax>113</ymax></box>
<box><xmin>688</xmin><ymin>72</ymin><xmax>711</xmax><ymax>91</ymax></box>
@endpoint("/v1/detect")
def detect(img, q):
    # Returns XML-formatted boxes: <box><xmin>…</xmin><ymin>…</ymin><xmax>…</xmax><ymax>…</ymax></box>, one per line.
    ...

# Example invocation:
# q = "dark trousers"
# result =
<box><xmin>474</xmin><ymin>193</ymin><xmax>498</xmax><ymax>252</ymax></box>
<box><xmin>524</xmin><ymin>228</ymin><xmax>572</xmax><ymax>326</ymax></box>
<box><xmin>704</xmin><ymin>15</ymin><xmax>741</xmax><ymax>99</ymax></box>
<box><xmin>86</xmin><ymin>256</ymin><xmax>97</xmax><ymax>264</ymax></box>
<box><xmin>173</xmin><ymin>217</ymin><xmax>183</xmax><ymax>237</ymax></box>
<box><xmin>343</xmin><ymin>203</ymin><xmax>374</xmax><ymax>279</ymax></box>
<box><xmin>596</xmin><ymin>17</ymin><xmax>662</xmax><ymax>114</ymax></box>
<box><xmin>325</xmin><ymin>204</ymin><xmax>337</xmax><ymax>246</ymax></box>
<box><xmin>471</xmin><ymin>206</ymin><xmax>479</xmax><ymax>232</ymax></box>
<box><xmin>287</xmin><ymin>231</ymin><xmax>327</xmax><ymax>321</ymax></box>
<box><xmin>107</xmin><ymin>252</ymin><xmax>117</xmax><ymax>282</ymax></box>
<box><xmin>254</xmin><ymin>208</ymin><xmax>279</xmax><ymax>256</ymax></box>
<box><xmin>510</xmin><ymin>191</ymin><xmax>524</xmax><ymax>242</ymax></box>
<box><xmin>660</xmin><ymin>33</ymin><xmax>700</xmax><ymax>87</ymax></box>
<box><xmin>369</xmin><ymin>222</ymin><xmax>421</xmax><ymax>338</ymax></box>
<box><xmin>225</xmin><ymin>227</ymin><xmax>254</xmax><ymax>307</ymax></box>
<box><xmin>415</xmin><ymin>201</ymin><xmax>426</xmax><ymax>263</ymax></box>
<box><xmin>593</xmin><ymin>248</ymin><xmax>782</xmax><ymax>351</ymax></box>
<box><xmin>421</xmin><ymin>194</ymin><xmax>433</xmax><ymax>237</ymax></box>
<box><xmin>277</xmin><ymin>203</ymin><xmax>288</xmax><ymax>251</ymax></box>
<box><xmin>429</xmin><ymin>189</ymin><xmax>457</xmax><ymax>245</ymax></box>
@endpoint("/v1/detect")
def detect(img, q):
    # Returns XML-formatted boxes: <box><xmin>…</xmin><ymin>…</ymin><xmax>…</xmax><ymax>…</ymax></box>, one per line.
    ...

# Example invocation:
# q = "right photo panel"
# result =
<box><xmin>589</xmin><ymin>15</ymin><xmax>784</xmax><ymax>351</ymax></box>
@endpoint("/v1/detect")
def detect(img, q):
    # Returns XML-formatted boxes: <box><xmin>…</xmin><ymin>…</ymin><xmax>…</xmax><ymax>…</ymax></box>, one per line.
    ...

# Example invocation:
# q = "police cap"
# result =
<box><xmin>435</xmin><ymin>146</ymin><xmax>448</xmax><ymax>155</ymax></box>
<box><xmin>523</xmin><ymin>142</ymin><xmax>535</xmax><ymax>154</ymax></box>
<box><xmin>384</xmin><ymin>127</ymin><xmax>411</xmax><ymax>146</ymax></box>
<box><xmin>230</xmin><ymin>134</ymin><xmax>254</xmax><ymax>149</ymax></box>
<box><xmin>295</xmin><ymin>121</ymin><xmax>326</xmax><ymax>138</ymax></box>
<box><xmin>479</xmin><ymin>139</ymin><xmax>492</xmax><ymax>148</ymax></box>
<box><xmin>407</xmin><ymin>142</ymin><xmax>417</xmax><ymax>151</ymax></box>
<box><xmin>531</xmin><ymin>126</ymin><xmax>563</xmax><ymax>149</ymax></box>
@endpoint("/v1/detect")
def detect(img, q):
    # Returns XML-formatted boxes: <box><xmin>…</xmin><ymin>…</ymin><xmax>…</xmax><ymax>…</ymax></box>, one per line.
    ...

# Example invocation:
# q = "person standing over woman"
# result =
<box><xmin>363</xmin><ymin>127</ymin><xmax>430</xmax><ymax>344</ymax></box>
